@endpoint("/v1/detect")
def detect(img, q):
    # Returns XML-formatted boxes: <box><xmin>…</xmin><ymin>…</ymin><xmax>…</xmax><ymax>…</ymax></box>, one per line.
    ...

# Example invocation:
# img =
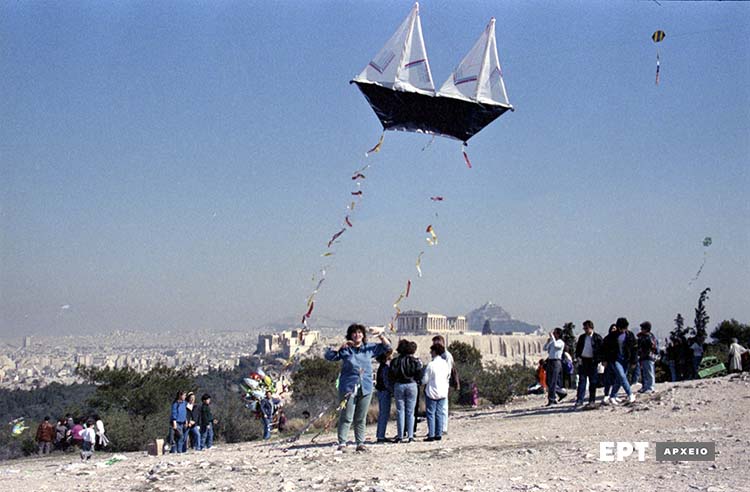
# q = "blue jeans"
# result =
<box><xmin>376</xmin><ymin>390</ymin><xmax>392</xmax><ymax>440</ymax></box>
<box><xmin>438</xmin><ymin>397</ymin><xmax>448</xmax><ymax>433</ymax></box>
<box><xmin>188</xmin><ymin>425</ymin><xmax>201</xmax><ymax>450</ymax></box>
<box><xmin>337</xmin><ymin>386</ymin><xmax>372</xmax><ymax>446</ymax></box>
<box><xmin>629</xmin><ymin>361</ymin><xmax>641</xmax><ymax>385</ymax></box>
<box><xmin>640</xmin><ymin>360</ymin><xmax>655</xmax><ymax>392</ymax></box>
<box><xmin>262</xmin><ymin>416</ymin><xmax>272</xmax><ymax>440</ymax></box>
<box><xmin>609</xmin><ymin>358</ymin><xmax>632</xmax><ymax>398</ymax></box>
<box><xmin>394</xmin><ymin>382</ymin><xmax>418</xmax><ymax>440</ymax></box>
<box><xmin>425</xmin><ymin>397</ymin><xmax>444</xmax><ymax>438</ymax></box>
<box><xmin>201</xmin><ymin>424</ymin><xmax>214</xmax><ymax>449</ymax></box>
<box><xmin>170</xmin><ymin>423</ymin><xmax>185</xmax><ymax>453</ymax></box>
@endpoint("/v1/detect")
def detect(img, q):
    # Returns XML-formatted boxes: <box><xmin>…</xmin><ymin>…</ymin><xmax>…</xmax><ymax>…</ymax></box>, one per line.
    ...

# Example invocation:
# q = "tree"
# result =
<box><xmin>561</xmin><ymin>322</ymin><xmax>576</xmax><ymax>356</ymax></box>
<box><xmin>482</xmin><ymin>319</ymin><xmax>492</xmax><ymax>335</ymax></box>
<box><xmin>289</xmin><ymin>357</ymin><xmax>340</xmax><ymax>414</ymax></box>
<box><xmin>692</xmin><ymin>287</ymin><xmax>711</xmax><ymax>341</ymax></box>
<box><xmin>671</xmin><ymin>313</ymin><xmax>688</xmax><ymax>341</ymax></box>
<box><xmin>448</xmin><ymin>341</ymin><xmax>482</xmax><ymax>367</ymax></box>
<box><xmin>711</xmin><ymin>319</ymin><xmax>750</xmax><ymax>347</ymax></box>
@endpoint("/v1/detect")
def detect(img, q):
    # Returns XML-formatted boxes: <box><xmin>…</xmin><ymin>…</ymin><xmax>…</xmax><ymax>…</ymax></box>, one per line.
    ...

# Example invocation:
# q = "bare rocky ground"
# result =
<box><xmin>3</xmin><ymin>373</ymin><xmax>749</xmax><ymax>492</ymax></box>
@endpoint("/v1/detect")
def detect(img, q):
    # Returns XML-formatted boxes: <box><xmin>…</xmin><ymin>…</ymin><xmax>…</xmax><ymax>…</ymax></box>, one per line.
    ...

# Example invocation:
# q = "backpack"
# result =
<box><xmin>638</xmin><ymin>334</ymin><xmax>656</xmax><ymax>359</ymax></box>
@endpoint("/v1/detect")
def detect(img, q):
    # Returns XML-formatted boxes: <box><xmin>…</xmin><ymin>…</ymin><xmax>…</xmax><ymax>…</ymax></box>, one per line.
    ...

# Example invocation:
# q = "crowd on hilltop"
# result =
<box><xmin>535</xmin><ymin>317</ymin><xmax>749</xmax><ymax>409</ymax></box>
<box><xmin>34</xmin><ymin>413</ymin><xmax>108</xmax><ymax>461</ymax></box>
<box><xmin>324</xmin><ymin>324</ymin><xmax>460</xmax><ymax>452</ymax></box>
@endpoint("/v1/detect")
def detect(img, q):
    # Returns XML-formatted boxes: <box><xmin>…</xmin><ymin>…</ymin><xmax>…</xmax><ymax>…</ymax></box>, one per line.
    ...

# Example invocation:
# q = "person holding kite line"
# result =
<box><xmin>325</xmin><ymin>323</ymin><xmax>391</xmax><ymax>452</ymax></box>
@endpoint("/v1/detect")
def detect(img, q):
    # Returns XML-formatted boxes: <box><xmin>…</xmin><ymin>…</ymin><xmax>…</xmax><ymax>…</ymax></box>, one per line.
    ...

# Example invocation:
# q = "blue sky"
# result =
<box><xmin>1</xmin><ymin>1</ymin><xmax>748</xmax><ymax>341</ymax></box>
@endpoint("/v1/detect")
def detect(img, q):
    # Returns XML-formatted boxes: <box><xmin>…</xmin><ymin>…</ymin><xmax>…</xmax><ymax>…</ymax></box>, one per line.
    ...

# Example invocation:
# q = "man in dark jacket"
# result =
<box><xmin>199</xmin><ymin>393</ymin><xmax>215</xmax><ymax>449</ymax></box>
<box><xmin>35</xmin><ymin>416</ymin><xmax>55</xmax><ymax>455</ymax></box>
<box><xmin>574</xmin><ymin>320</ymin><xmax>604</xmax><ymax>408</ymax></box>
<box><xmin>601</xmin><ymin>317</ymin><xmax>638</xmax><ymax>405</ymax></box>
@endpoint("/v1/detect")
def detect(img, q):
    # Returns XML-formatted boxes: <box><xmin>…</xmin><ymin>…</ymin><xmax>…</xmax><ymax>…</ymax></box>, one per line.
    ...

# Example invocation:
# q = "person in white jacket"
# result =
<box><xmin>422</xmin><ymin>343</ymin><xmax>451</xmax><ymax>442</ymax></box>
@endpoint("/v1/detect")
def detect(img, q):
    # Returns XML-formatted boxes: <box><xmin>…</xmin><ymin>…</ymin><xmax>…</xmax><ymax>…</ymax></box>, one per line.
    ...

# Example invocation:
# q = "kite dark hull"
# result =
<box><xmin>353</xmin><ymin>81</ymin><xmax>512</xmax><ymax>143</ymax></box>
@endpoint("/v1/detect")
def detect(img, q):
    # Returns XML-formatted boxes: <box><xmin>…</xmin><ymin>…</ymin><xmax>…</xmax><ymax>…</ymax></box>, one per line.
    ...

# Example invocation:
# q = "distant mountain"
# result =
<box><xmin>465</xmin><ymin>302</ymin><xmax>541</xmax><ymax>334</ymax></box>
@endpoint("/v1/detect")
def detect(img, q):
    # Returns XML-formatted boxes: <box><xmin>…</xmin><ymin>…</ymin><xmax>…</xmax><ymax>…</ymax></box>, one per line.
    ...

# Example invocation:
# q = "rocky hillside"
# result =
<box><xmin>3</xmin><ymin>373</ymin><xmax>748</xmax><ymax>492</ymax></box>
<box><xmin>466</xmin><ymin>302</ymin><xmax>541</xmax><ymax>334</ymax></box>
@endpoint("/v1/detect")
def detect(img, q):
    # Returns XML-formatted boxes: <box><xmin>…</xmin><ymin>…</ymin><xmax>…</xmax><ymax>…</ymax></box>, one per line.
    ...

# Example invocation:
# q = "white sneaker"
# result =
<box><xmin>610</xmin><ymin>397</ymin><xmax>622</xmax><ymax>406</ymax></box>
<box><xmin>628</xmin><ymin>393</ymin><xmax>636</xmax><ymax>404</ymax></box>
<box><xmin>602</xmin><ymin>396</ymin><xmax>611</xmax><ymax>405</ymax></box>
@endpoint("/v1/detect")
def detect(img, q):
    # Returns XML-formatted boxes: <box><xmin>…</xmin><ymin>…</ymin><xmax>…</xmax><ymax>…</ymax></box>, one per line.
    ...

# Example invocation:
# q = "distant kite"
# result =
<box><xmin>689</xmin><ymin>236</ymin><xmax>712</xmax><ymax>286</ymax></box>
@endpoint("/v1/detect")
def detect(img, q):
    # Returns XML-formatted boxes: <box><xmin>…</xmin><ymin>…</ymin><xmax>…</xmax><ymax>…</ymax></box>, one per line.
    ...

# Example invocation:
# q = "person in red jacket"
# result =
<box><xmin>35</xmin><ymin>416</ymin><xmax>56</xmax><ymax>455</ymax></box>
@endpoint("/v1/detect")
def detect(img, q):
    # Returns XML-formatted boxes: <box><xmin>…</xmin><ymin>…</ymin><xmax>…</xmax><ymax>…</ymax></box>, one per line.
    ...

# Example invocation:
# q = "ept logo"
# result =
<box><xmin>599</xmin><ymin>441</ymin><xmax>649</xmax><ymax>462</ymax></box>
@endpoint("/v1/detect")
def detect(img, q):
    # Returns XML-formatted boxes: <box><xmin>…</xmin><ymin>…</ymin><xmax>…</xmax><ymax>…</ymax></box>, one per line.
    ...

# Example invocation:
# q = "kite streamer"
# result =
<box><xmin>416</xmin><ymin>252</ymin><xmax>424</xmax><ymax>277</ymax></box>
<box><xmin>430</xmin><ymin>196</ymin><xmax>444</xmax><ymax>201</ymax></box>
<box><xmin>327</xmin><ymin>228</ymin><xmax>346</xmax><ymax>248</ymax></box>
<box><xmin>352</xmin><ymin>172</ymin><xmax>366</xmax><ymax>181</ymax></box>
<box><xmin>366</xmin><ymin>133</ymin><xmax>385</xmax><ymax>156</ymax></box>
<box><xmin>655</xmin><ymin>52</ymin><xmax>660</xmax><ymax>85</ymax></box>
<box><xmin>345</xmin><ymin>216</ymin><xmax>353</xmax><ymax>227</ymax></box>
<box><xmin>426</xmin><ymin>224</ymin><xmax>438</xmax><ymax>245</ymax></box>
<box><xmin>462</xmin><ymin>144</ymin><xmax>473</xmax><ymax>169</ymax></box>
<box><xmin>652</xmin><ymin>30</ymin><xmax>665</xmax><ymax>86</ymax></box>
<box><xmin>351</xmin><ymin>190</ymin><xmax>363</xmax><ymax>196</ymax></box>
<box><xmin>405</xmin><ymin>279</ymin><xmax>411</xmax><ymax>298</ymax></box>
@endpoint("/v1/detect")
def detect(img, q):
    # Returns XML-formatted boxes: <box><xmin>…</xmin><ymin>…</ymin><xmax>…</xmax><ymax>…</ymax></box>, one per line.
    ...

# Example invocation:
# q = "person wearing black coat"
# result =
<box><xmin>388</xmin><ymin>339</ymin><xmax>423</xmax><ymax>443</ymax></box>
<box><xmin>601</xmin><ymin>317</ymin><xmax>638</xmax><ymax>405</ymax></box>
<box><xmin>574</xmin><ymin>320</ymin><xmax>604</xmax><ymax>407</ymax></box>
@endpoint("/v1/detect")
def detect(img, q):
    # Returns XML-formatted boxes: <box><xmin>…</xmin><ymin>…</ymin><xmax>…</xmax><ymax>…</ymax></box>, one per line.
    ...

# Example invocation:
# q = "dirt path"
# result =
<box><xmin>3</xmin><ymin>374</ymin><xmax>748</xmax><ymax>492</ymax></box>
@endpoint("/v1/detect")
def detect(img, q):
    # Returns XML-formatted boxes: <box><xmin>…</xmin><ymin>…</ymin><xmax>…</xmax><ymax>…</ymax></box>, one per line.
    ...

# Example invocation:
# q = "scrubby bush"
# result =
<box><xmin>289</xmin><ymin>357</ymin><xmax>340</xmax><ymax>415</ymax></box>
<box><xmin>475</xmin><ymin>363</ymin><xmax>536</xmax><ymax>405</ymax></box>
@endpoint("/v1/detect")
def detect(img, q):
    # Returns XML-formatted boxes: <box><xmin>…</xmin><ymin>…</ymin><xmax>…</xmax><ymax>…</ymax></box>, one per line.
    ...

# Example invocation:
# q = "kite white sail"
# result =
<box><xmin>438</xmin><ymin>18</ymin><xmax>511</xmax><ymax>107</ymax></box>
<box><xmin>353</xmin><ymin>2</ymin><xmax>435</xmax><ymax>95</ymax></box>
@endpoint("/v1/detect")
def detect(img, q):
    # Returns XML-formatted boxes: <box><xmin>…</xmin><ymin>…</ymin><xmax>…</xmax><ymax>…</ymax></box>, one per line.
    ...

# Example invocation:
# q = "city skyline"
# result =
<box><xmin>2</xmin><ymin>2</ymin><xmax>748</xmax><ymax>341</ymax></box>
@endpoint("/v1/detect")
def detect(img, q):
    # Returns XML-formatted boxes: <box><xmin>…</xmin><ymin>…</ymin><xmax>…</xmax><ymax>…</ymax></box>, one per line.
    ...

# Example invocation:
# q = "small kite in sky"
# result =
<box><xmin>689</xmin><ymin>236</ymin><xmax>712</xmax><ymax>286</ymax></box>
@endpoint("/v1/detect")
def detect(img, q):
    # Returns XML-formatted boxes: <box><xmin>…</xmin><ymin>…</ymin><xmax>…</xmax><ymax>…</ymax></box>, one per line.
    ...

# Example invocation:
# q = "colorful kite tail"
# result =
<box><xmin>366</xmin><ymin>133</ymin><xmax>385</xmax><ymax>156</ymax></box>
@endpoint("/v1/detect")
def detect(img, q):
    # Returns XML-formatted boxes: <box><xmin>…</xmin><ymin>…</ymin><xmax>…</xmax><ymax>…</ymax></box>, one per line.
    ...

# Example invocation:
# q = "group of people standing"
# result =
<box><xmin>324</xmin><ymin>324</ymin><xmax>458</xmax><ymax>452</ymax></box>
<box><xmin>169</xmin><ymin>391</ymin><xmax>215</xmax><ymax>453</ymax></box>
<box><xmin>35</xmin><ymin>414</ymin><xmax>108</xmax><ymax>461</ymax></box>
<box><xmin>544</xmin><ymin>317</ymin><xmax>660</xmax><ymax>408</ymax></box>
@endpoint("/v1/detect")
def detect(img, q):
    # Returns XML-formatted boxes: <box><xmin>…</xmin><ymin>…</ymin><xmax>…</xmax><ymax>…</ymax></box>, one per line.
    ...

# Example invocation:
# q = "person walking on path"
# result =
<box><xmin>637</xmin><ymin>322</ymin><xmax>658</xmax><ymax>393</ymax></box>
<box><xmin>35</xmin><ymin>416</ymin><xmax>55</xmax><ymax>455</ymax></box>
<box><xmin>80</xmin><ymin>420</ymin><xmax>96</xmax><ymax>461</ymax></box>
<box><xmin>260</xmin><ymin>391</ymin><xmax>274</xmax><ymax>440</ymax></box>
<box><xmin>389</xmin><ymin>339</ymin><xmax>423</xmax><ymax>443</ymax></box>
<box><xmin>543</xmin><ymin>328</ymin><xmax>566</xmax><ymax>406</ymax></box>
<box><xmin>574</xmin><ymin>320</ymin><xmax>603</xmax><ymax>408</ymax></box>
<box><xmin>422</xmin><ymin>343</ymin><xmax>450</xmax><ymax>442</ymax></box>
<box><xmin>325</xmin><ymin>323</ymin><xmax>391</xmax><ymax>452</ymax></box>
<box><xmin>602</xmin><ymin>317</ymin><xmax>638</xmax><ymax>405</ymax></box>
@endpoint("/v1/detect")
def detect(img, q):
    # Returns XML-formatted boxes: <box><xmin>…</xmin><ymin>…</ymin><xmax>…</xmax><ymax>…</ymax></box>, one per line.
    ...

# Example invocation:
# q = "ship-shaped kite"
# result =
<box><xmin>352</xmin><ymin>2</ymin><xmax>514</xmax><ymax>144</ymax></box>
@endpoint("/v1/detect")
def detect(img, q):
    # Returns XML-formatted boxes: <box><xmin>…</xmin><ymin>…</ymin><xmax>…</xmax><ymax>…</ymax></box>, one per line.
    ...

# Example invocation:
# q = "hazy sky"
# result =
<box><xmin>1</xmin><ymin>1</ymin><xmax>748</xmax><ymax>341</ymax></box>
